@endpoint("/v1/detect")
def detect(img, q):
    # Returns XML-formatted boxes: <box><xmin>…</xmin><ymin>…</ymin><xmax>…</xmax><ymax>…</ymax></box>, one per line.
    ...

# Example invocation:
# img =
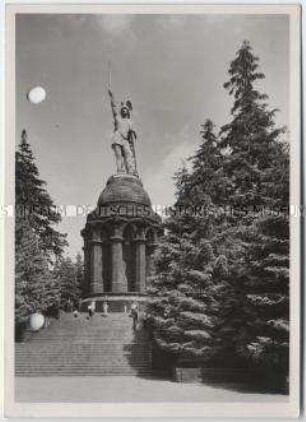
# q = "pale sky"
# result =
<box><xmin>16</xmin><ymin>14</ymin><xmax>289</xmax><ymax>258</ymax></box>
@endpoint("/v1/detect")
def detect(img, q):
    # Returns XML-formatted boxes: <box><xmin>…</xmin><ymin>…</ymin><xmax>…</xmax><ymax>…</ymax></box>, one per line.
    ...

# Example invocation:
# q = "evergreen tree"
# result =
<box><xmin>15</xmin><ymin>220</ymin><xmax>60</xmax><ymax>339</ymax></box>
<box><xmin>15</xmin><ymin>129</ymin><xmax>67</xmax><ymax>259</ymax></box>
<box><xmin>190</xmin><ymin>119</ymin><xmax>224</xmax><ymax>205</ymax></box>
<box><xmin>147</xmin><ymin>147</ymin><xmax>225</xmax><ymax>360</ymax></box>
<box><xmin>44</xmin><ymin>262</ymin><xmax>61</xmax><ymax>318</ymax></box>
<box><xmin>147</xmin><ymin>214</ymin><xmax>216</xmax><ymax>359</ymax></box>
<box><xmin>241</xmin><ymin>213</ymin><xmax>289</xmax><ymax>372</ymax></box>
<box><xmin>15</xmin><ymin>129</ymin><xmax>66</xmax><ymax>337</ymax></box>
<box><xmin>75</xmin><ymin>253</ymin><xmax>85</xmax><ymax>297</ymax></box>
<box><xmin>216</xmin><ymin>40</ymin><xmax>289</xmax><ymax>371</ymax></box>
<box><xmin>220</xmin><ymin>40</ymin><xmax>286</xmax><ymax>215</ymax></box>
<box><xmin>147</xmin><ymin>41</ymin><xmax>289</xmax><ymax>378</ymax></box>
<box><xmin>239</xmin><ymin>148</ymin><xmax>289</xmax><ymax>371</ymax></box>
<box><xmin>15</xmin><ymin>221</ymin><xmax>33</xmax><ymax>336</ymax></box>
<box><xmin>58</xmin><ymin>257</ymin><xmax>81</xmax><ymax>311</ymax></box>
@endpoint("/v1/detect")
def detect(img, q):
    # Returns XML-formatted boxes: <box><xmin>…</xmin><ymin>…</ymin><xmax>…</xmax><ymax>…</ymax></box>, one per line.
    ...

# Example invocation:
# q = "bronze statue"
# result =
<box><xmin>108</xmin><ymin>88</ymin><xmax>138</xmax><ymax>177</ymax></box>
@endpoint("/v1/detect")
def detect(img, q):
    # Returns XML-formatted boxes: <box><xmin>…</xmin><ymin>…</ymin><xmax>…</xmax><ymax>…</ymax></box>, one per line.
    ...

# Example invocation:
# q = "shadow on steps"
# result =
<box><xmin>123</xmin><ymin>321</ymin><xmax>169</xmax><ymax>380</ymax></box>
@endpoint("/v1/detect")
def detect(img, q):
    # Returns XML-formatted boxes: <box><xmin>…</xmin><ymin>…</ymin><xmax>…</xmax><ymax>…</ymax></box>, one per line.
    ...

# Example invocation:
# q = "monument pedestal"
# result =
<box><xmin>80</xmin><ymin>174</ymin><xmax>161</xmax><ymax>312</ymax></box>
<box><xmin>80</xmin><ymin>293</ymin><xmax>148</xmax><ymax>313</ymax></box>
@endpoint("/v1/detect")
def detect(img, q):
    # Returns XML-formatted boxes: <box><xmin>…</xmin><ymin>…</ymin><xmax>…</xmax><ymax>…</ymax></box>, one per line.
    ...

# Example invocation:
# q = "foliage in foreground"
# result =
<box><xmin>15</xmin><ymin>130</ymin><xmax>84</xmax><ymax>335</ymax></box>
<box><xmin>147</xmin><ymin>41</ymin><xmax>289</xmax><ymax>374</ymax></box>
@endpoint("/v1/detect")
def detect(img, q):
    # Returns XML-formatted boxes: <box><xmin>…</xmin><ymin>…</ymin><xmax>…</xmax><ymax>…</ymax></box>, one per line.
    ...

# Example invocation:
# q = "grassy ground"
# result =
<box><xmin>15</xmin><ymin>376</ymin><xmax>288</xmax><ymax>403</ymax></box>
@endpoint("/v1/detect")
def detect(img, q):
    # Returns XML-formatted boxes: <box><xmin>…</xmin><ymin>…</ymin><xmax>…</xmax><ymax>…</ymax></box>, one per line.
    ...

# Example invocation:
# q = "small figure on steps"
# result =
<box><xmin>102</xmin><ymin>301</ymin><xmax>109</xmax><ymax>317</ymax></box>
<box><xmin>88</xmin><ymin>304</ymin><xmax>93</xmax><ymax>318</ymax></box>
<box><xmin>130</xmin><ymin>301</ymin><xmax>139</xmax><ymax>332</ymax></box>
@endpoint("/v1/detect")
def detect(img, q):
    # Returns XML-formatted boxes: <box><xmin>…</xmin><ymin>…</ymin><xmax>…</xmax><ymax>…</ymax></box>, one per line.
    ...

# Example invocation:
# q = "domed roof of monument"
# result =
<box><xmin>97</xmin><ymin>174</ymin><xmax>152</xmax><ymax>207</ymax></box>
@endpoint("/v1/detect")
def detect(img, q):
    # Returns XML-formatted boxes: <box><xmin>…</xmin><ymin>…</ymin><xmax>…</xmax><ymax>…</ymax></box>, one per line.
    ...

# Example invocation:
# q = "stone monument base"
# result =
<box><xmin>80</xmin><ymin>293</ymin><xmax>147</xmax><ymax>313</ymax></box>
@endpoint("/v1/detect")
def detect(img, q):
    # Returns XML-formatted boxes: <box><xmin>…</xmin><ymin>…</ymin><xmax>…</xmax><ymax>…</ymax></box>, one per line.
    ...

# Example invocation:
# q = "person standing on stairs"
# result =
<box><xmin>130</xmin><ymin>301</ymin><xmax>139</xmax><ymax>332</ymax></box>
<box><xmin>102</xmin><ymin>301</ymin><xmax>109</xmax><ymax>317</ymax></box>
<box><xmin>88</xmin><ymin>301</ymin><xmax>95</xmax><ymax>318</ymax></box>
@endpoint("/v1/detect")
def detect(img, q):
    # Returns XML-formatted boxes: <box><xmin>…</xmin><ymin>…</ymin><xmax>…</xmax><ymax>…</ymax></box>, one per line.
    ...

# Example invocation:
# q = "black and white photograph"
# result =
<box><xmin>4</xmin><ymin>4</ymin><xmax>300</xmax><ymax>418</ymax></box>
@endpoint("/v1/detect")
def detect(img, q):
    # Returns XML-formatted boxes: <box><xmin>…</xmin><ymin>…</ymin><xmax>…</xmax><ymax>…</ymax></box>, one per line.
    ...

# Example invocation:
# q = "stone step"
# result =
<box><xmin>15</xmin><ymin>350</ymin><xmax>151</xmax><ymax>355</ymax></box>
<box><xmin>16</xmin><ymin>370</ymin><xmax>153</xmax><ymax>374</ymax></box>
<box><xmin>16</xmin><ymin>362</ymin><xmax>150</xmax><ymax>365</ymax></box>
<box><xmin>15</xmin><ymin>345</ymin><xmax>150</xmax><ymax>350</ymax></box>
<box><xmin>16</xmin><ymin>370</ymin><xmax>151</xmax><ymax>373</ymax></box>
<box><xmin>16</xmin><ymin>348</ymin><xmax>148</xmax><ymax>355</ymax></box>
<box><xmin>17</xmin><ymin>352</ymin><xmax>143</xmax><ymax>357</ymax></box>
<box><xmin>16</xmin><ymin>367</ymin><xmax>151</xmax><ymax>370</ymax></box>
<box><xmin>17</xmin><ymin>337</ymin><xmax>146</xmax><ymax>340</ymax></box>
<box><xmin>16</xmin><ymin>363</ymin><xmax>151</xmax><ymax>368</ymax></box>
<box><xmin>27</xmin><ymin>328</ymin><xmax>136</xmax><ymax>333</ymax></box>
<box><xmin>16</xmin><ymin>364</ymin><xmax>151</xmax><ymax>369</ymax></box>
<box><xmin>15</xmin><ymin>362</ymin><xmax>152</xmax><ymax>370</ymax></box>
<box><xmin>16</xmin><ymin>342</ymin><xmax>149</xmax><ymax>347</ymax></box>
<box><xmin>16</xmin><ymin>371</ymin><xmax>153</xmax><ymax>376</ymax></box>
<box><xmin>16</xmin><ymin>361</ymin><xmax>151</xmax><ymax>366</ymax></box>
<box><xmin>15</xmin><ymin>342</ymin><xmax>149</xmax><ymax>348</ymax></box>
<box><xmin>16</xmin><ymin>347</ymin><xmax>149</xmax><ymax>350</ymax></box>
<box><xmin>16</xmin><ymin>352</ymin><xmax>150</xmax><ymax>357</ymax></box>
<box><xmin>15</xmin><ymin>359</ymin><xmax>151</xmax><ymax>366</ymax></box>
<box><xmin>16</xmin><ymin>312</ymin><xmax>152</xmax><ymax>376</ymax></box>
<box><xmin>15</xmin><ymin>354</ymin><xmax>151</xmax><ymax>359</ymax></box>
<box><xmin>24</xmin><ymin>332</ymin><xmax>138</xmax><ymax>336</ymax></box>
<box><xmin>16</xmin><ymin>360</ymin><xmax>149</xmax><ymax>363</ymax></box>
<box><xmin>22</xmin><ymin>341</ymin><xmax>148</xmax><ymax>344</ymax></box>
<box><xmin>15</xmin><ymin>348</ymin><xmax>150</xmax><ymax>353</ymax></box>
<box><xmin>27</xmin><ymin>335</ymin><xmax>138</xmax><ymax>339</ymax></box>
<box><xmin>16</xmin><ymin>359</ymin><xmax>151</xmax><ymax>363</ymax></box>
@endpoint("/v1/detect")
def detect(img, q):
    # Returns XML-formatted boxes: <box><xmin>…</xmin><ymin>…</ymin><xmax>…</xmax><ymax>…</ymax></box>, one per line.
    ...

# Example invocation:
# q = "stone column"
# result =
<box><xmin>146</xmin><ymin>241</ymin><xmax>157</xmax><ymax>281</ymax></box>
<box><xmin>111</xmin><ymin>226</ymin><xmax>128</xmax><ymax>293</ymax></box>
<box><xmin>82</xmin><ymin>240</ymin><xmax>90</xmax><ymax>296</ymax></box>
<box><xmin>90</xmin><ymin>229</ymin><xmax>104</xmax><ymax>294</ymax></box>
<box><xmin>135</xmin><ymin>230</ymin><xmax>146</xmax><ymax>293</ymax></box>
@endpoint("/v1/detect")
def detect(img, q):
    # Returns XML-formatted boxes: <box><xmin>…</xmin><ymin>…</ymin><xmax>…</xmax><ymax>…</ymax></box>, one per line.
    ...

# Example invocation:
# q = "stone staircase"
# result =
<box><xmin>15</xmin><ymin>312</ymin><xmax>153</xmax><ymax>376</ymax></box>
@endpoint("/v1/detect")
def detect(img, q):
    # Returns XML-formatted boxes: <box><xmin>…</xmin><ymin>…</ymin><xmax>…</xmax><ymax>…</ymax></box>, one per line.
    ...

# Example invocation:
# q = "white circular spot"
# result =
<box><xmin>29</xmin><ymin>313</ymin><xmax>45</xmax><ymax>331</ymax></box>
<box><xmin>27</xmin><ymin>86</ymin><xmax>46</xmax><ymax>104</ymax></box>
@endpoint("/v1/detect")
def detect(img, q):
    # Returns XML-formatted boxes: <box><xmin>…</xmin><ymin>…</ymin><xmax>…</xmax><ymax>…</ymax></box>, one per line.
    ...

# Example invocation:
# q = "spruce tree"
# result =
<box><xmin>240</xmin><ymin>148</ymin><xmax>289</xmax><ymax>372</ymax></box>
<box><xmin>190</xmin><ymin>119</ymin><xmax>224</xmax><ymax>205</ymax></box>
<box><xmin>220</xmin><ymin>40</ymin><xmax>286</xmax><ymax>215</ymax></box>
<box><xmin>147</xmin><ymin>137</ymin><xmax>225</xmax><ymax>361</ymax></box>
<box><xmin>58</xmin><ymin>257</ymin><xmax>81</xmax><ymax>311</ymax></box>
<box><xmin>15</xmin><ymin>220</ymin><xmax>59</xmax><ymax>339</ymax></box>
<box><xmin>15</xmin><ymin>130</ymin><xmax>66</xmax><ymax>337</ymax></box>
<box><xmin>216</xmin><ymin>40</ymin><xmax>290</xmax><ymax>372</ymax></box>
<box><xmin>75</xmin><ymin>253</ymin><xmax>85</xmax><ymax>297</ymax></box>
<box><xmin>147</xmin><ymin>217</ymin><xmax>217</xmax><ymax>359</ymax></box>
<box><xmin>15</xmin><ymin>129</ymin><xmax>67</xmax><ymax>259</ymax></box>
<box><xmin>147</xmin><ymin>41</ymin><xmax>289</xmax><ymax>378</ymax></box>
<box><xmin>242</xmin><ymin>213</ymin><xmax>289</xmax><ymax>373</ymax></box>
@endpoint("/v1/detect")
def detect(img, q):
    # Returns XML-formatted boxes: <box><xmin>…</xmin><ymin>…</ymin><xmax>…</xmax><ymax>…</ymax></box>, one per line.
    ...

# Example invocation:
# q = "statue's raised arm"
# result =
<box><xmin>108</xmin><ymin>89</ymin><xmax>118</xmax><ymax>131</ymax></box>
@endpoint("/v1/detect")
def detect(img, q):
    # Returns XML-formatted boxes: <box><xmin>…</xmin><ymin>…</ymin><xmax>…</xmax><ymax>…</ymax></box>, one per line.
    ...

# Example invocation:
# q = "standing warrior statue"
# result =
<box><xmin>108</xmin><ymin>88</ymin><xmax>139</xmax><ymax>177</ymax></box>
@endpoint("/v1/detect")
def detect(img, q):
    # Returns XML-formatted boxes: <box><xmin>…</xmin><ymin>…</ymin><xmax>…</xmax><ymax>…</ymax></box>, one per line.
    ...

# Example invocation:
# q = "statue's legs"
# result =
<box><xmin>122</xmin><ymin>140</ymin><xmax>138</xmax><ymax>176</ymax></box>
<box><xmin>112</xmin><ymin>144</ymin><xmax>125</xmax><ymax>173</ymax></box>
<box><xmin>128</xmin><ymin>139</ymin><xmax>139</xmax><ymax>177</ymax></box>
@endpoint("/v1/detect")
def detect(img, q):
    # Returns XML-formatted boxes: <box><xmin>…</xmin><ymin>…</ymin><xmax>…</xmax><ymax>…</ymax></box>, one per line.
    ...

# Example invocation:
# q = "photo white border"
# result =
<box><xmin>4</xmin><ymin>3</ymin><xmax>301</xmax><ymax>418</ymax></box>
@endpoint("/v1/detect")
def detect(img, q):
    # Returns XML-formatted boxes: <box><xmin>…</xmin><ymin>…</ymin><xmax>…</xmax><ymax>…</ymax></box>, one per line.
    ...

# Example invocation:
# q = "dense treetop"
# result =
<box><xmin>147</xmin><ymin>40</ymin><xmax>289</xmax><ymax>375</ymax></box>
